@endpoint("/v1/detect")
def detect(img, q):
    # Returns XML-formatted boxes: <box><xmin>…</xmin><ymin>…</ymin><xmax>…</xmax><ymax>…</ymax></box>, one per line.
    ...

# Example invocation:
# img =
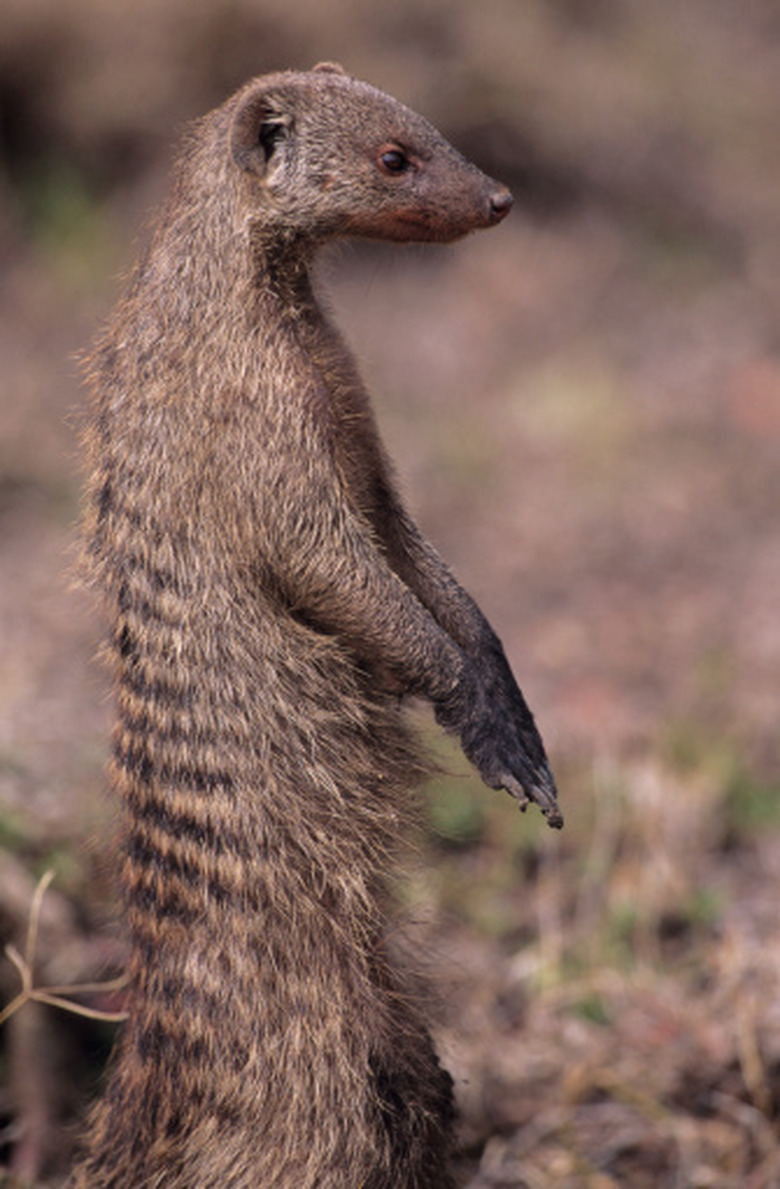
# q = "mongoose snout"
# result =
<box><xmin>489</xmin><ymin>187</ymin><xmax>514</xmax><ymax>223</ymax></box>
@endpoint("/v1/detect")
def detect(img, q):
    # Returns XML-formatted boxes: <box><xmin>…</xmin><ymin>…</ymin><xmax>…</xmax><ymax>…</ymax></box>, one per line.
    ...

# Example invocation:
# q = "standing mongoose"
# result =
<box><xmin>70</xmin><ymin>63</ymin><xmax>562</xmax><ymax>1189</ymax></box>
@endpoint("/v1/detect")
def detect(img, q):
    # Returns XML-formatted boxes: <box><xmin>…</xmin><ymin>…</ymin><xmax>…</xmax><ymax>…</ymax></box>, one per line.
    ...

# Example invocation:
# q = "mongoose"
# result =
<box><xmin>70</xmin><ymin>63</ymin><xmax>562</xmax><ymax>1189</ymax></box>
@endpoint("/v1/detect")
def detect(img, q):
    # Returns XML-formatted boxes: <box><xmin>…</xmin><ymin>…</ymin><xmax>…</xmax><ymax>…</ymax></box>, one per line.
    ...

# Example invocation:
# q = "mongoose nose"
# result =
<box><xmin>489</xmin><ymin>189</ymin><xmax>513</xmax><ymax>223</ymax></box>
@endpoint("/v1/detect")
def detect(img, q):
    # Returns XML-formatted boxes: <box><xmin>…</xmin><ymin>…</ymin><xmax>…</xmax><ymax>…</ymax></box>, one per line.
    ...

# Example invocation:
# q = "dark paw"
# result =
<box><xmin>436</xmin><ymin>655</ymin><xmax>563</xmax><ymax>829</ymax></box>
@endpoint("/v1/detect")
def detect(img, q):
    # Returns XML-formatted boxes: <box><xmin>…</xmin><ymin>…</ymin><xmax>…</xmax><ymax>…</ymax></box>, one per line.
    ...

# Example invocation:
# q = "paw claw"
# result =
<box><xmin>501</xmin><ymin>772</ymin><xmax>563</xmax><ymax>829</ymax></box>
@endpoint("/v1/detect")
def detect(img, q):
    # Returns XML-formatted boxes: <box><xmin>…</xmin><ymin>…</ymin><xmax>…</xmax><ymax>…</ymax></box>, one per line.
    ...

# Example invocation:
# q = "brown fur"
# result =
<box><xmin>69</xmin><ymin>63</ymin><xmax>560</xmax><ymax>1189</ymax></box>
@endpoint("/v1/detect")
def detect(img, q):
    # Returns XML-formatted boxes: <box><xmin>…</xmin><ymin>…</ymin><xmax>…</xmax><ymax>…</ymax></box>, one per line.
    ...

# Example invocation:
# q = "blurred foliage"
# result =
<box><xmin>14</xmin><ymin>155</ymin><xmax>109</xmax><ymax>288</ymax></box>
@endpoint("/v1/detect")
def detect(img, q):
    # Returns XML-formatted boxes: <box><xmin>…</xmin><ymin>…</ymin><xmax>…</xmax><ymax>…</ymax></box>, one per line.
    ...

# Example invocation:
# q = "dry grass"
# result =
<box><xmin>5</xmin><ymin>754</ymin><xmax>774</xmax><ymax>1186</ymax></box>
<box><xmin>418</xmin><ymin>752</ymin><xmax>780</xmax><ymax>1187</ymax></box>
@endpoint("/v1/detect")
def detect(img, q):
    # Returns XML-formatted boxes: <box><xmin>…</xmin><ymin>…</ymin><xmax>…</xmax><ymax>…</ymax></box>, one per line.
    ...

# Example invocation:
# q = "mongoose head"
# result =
<box><xmin>228</xmin><ymin>63</ymin><xmax>513</xmax><ymax>246</ymax></box>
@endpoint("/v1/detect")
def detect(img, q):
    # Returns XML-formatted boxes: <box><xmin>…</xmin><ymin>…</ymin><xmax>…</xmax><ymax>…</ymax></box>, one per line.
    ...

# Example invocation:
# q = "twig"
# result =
<box><xmin>0</xmin><ymin>869</ymin><xmax>129</xmax><ymax>1027</ymax></box>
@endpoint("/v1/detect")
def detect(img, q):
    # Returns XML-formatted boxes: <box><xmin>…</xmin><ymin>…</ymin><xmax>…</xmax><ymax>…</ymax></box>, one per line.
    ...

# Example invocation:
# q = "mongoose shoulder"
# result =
<box><xmin>70</xmin><ymin>62</ymin><xmax>561</xmax><ymax>1189</ymax></box>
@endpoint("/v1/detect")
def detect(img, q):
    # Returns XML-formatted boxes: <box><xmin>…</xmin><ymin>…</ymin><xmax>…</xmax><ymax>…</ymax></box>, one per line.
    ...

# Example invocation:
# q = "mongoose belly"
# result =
<box><xmin>76</xmin><ymin>601</ymin><xmax>450</xmax><ymax>1188</ymax></box>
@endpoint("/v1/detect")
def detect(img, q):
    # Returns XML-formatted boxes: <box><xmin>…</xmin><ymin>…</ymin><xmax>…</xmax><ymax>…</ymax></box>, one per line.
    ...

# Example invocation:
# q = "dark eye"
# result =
<box><xmin>379</xmin><ymin>149</ymin><xmax>411</xmax><ymax>175</ymax></box>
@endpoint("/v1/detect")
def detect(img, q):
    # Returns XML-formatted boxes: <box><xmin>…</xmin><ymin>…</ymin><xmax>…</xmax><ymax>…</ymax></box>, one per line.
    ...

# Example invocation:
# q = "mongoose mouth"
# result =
<box><xmin>379</xmin><ymin>196</ymin><xmax>512</xmax><ymax>242</ymax></box>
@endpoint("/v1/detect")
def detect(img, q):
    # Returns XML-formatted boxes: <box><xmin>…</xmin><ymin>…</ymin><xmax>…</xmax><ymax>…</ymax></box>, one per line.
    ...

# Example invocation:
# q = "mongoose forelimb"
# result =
<box><xmin>71</xmin><ymin>62</ymin><xmax>562</xmax><ymax>1189</ymax></box>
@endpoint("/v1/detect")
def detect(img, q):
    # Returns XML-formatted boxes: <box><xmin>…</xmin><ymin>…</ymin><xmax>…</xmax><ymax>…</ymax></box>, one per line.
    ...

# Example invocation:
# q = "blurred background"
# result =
<box><xmin>1</xmin><ymin>1</ymin><xmax>779</xmax><ymax>1184</ymax></box>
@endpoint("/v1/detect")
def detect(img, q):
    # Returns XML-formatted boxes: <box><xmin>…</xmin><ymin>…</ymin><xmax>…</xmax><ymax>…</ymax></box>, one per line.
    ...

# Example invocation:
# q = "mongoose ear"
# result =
<box><xmin>230</xmin><ymin>92</ymin><xmax>292</xmax><ymax>176</ymax></box>
<box><xmin>312</xmin><ymin>61</ymin><xmax>348</xmax><ymax>76</ymax></box>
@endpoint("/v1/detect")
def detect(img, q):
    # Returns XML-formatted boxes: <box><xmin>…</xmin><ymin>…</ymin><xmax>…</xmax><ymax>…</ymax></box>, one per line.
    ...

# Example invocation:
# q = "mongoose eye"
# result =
<box><xmin>378</xmin><ymin>148</ymin><xmax>411</xmax><ymax>176</ymax></box>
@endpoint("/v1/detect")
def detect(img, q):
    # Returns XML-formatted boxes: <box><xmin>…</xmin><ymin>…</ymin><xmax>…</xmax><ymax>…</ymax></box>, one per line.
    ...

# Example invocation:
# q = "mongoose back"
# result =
<box><xmin>70</xmin><ymin>62</ymin><xmax>562</xmax><ymax>1189</ymax></box>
